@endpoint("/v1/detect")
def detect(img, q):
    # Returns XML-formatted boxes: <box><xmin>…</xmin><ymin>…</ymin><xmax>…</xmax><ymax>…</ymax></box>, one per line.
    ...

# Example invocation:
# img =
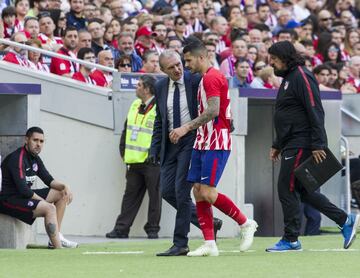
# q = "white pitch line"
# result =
<box><xmin>308</xmin><ymin>249</ymin><xmax>359</xmax><ymax>252</ymax></box>
<box><xmin>219</xmin><ymin>250</ymin><xmax>256</xmax><ymax>253</ymax></box>
<box><xmin>83</xmin><ymin>251</ymin><xmax>144</xmax><ymax>255</ymax></box>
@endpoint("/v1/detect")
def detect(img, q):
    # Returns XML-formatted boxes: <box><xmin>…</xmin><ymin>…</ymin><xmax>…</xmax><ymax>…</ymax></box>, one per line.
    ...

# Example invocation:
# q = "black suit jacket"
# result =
<box><xmin>150</xmin><ymin>70</ymin><xmax>201</xmax><ymax>165</ymax></box>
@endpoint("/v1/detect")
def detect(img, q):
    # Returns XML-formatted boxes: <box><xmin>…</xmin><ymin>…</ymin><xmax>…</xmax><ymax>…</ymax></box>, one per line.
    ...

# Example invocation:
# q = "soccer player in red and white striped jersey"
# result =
<box><xmin>169</xmin><ymin>40</ymin><xmax>258</xmax><ymax>257</ymax></box>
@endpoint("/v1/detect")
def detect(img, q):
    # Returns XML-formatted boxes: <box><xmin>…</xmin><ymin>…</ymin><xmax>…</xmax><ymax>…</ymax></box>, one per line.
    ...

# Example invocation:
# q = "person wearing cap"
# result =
<box><xmin>134</xmin><ymin>26</ymin><xmax>155</xmax><ymax>58</ymax></box>
<box><xmin>266</xmin><ymin>40</ymin><xmax>359</xmax><ymax>252</ymax></box>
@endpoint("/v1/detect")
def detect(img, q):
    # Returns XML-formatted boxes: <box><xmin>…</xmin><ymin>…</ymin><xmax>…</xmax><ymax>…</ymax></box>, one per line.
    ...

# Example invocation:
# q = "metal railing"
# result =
<box><xmin>341</xmin><ymin>107</ymin><xmax>360</xmax><ymax>123</ymax></box>
<box><xmin>0</xmin><ymin>38</ymin><xmax>117</xmax><ymax>73</ymax></box>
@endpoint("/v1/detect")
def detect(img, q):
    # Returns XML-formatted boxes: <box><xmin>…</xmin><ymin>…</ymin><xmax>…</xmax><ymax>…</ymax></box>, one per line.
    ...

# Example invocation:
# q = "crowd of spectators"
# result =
<box><xmin>0</xmin><ymin>0</ymin><xmax>359</xmax><ymax>92</ymax></box>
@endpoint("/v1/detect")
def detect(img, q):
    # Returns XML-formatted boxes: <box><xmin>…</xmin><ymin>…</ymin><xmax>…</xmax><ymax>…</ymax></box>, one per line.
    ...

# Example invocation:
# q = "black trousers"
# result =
<box><xmin>113</xmin><ymin>163</ymin><xmax>161</xmax><ymax>235</ymax></box>
<box><xmin>278</xmin><ymin>148</ymin><xmax>348</xmax><ymax>241</ymax></box>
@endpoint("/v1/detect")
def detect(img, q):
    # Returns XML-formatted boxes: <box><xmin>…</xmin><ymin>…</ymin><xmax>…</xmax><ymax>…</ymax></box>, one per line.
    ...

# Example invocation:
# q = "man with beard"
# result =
<box><xmin>38</xmin><ymin>13</ymin><xmax>63</xmax><ymax>51</ymax></box>
<box><xmin>118</xmin><ymin>32</ymin><xmax>142</xmax><ymax>72</ymax></box>
<box><xmin>50</xmin><ymin>26</ymin><xmax>79</xmax><ymax>77</ymax></box>
<box><xmin>266</xmin><ymin>41</ymin><xmax>359</xmax><ymax>252</ymax></box>
<box><xmin>152</xmin><ymin>21</ymin><xmax>166</xmax><ymax>55</ymax></box>
<box><xmin>66</xmin><ymin>0</ymin><xmax>87</xmax><ymax>30</ymax></box>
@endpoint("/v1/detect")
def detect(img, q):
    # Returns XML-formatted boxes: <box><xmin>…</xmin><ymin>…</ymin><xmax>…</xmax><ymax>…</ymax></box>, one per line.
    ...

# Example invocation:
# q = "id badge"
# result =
<box><xmin>130</xmin><ymin>127</ymin><xmax>140</xmax><ymax>141</ymax></box>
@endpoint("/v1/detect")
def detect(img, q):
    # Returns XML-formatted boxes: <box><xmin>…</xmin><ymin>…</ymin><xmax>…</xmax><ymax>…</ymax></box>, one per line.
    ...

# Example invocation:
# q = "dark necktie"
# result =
<box><xmin>173</xmin><ymin>82</ymin><xmax>181</xmax><ymax>129</ymax></box>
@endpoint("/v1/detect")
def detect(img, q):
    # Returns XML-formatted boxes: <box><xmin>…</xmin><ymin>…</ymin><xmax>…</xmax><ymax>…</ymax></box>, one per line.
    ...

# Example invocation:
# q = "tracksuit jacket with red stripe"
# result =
<box><xmin>272</xmin><ymin>65</ymin><xmax>328</xmax><ymax>152</ymax></box>
<box><xmin>0</xmin><ymin>147</ymin><xmax>54</xmax><ymax>199</ymax></box>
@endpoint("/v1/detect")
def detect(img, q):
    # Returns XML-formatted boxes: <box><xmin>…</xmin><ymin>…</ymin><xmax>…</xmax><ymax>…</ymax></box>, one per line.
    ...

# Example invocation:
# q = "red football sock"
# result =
<box><xmin>213</xmin><ymin>193</ymin><xmax>247</xmax><ymax>225</ymax></box>
<box><xmin>196</xmin><ymin>201</ymin><xmax>214</xmax><ymax>240</ymax></box>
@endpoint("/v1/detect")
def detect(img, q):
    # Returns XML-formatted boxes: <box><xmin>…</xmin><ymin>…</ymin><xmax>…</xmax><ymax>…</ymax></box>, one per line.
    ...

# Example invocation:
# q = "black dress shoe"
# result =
<box><xmin>156</xmin><ymin>245</ymin><xmax>189</xmax><ymax>256</ymax></box>
<box><xmin>147</xmin><ymin>232</ymin><xmax>159</xmax><ymax>239</ymax></box>
<box><xmin>105</xmin><ymin>229</ymin><xmax>129</xmax><ymax>239</ymax></box>
<box><xmin>213</xmin><ymin>218</ymin><xmax>223</xmax><ymax>241</ymax></box>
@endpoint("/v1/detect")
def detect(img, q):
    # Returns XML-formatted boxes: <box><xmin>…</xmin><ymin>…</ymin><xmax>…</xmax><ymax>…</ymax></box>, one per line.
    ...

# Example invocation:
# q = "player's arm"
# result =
<box><xmin>169</xmin><ymin>96</ymin><xmax>220</xmax><ymax>144</ymax></box>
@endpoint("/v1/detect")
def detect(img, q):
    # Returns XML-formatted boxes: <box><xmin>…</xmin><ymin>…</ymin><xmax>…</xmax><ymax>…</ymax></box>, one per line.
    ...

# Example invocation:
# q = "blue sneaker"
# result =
<box><xmin>341</xmin><ymin>213</ymin><xmax>360</xmax><ymax>249</ymax></box>
<box><xmin>266</xmin><ymin>239</ymin><xmax>302</xmax><ymax>252</ymax></box>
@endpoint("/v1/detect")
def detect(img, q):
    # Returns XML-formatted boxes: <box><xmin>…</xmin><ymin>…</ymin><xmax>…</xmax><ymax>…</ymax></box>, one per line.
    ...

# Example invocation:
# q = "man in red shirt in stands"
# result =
<box><xmin>2</xmin><ymin>32</ymin><xmax>30</xmax><ymax>67</ymax></box>
<box><xmin>50</xmin><ymin>26</ymin><xmax>79</xmax><ymax>77</ymax></box>
<box><xmin>90</xmin><ymin>49</ymin><xmax>114</xmax><ymax>87</ymax></box>
<box><xmin>72</xmin><ymin>47</ymin><xmax>97</xmax><ymax>85</ymax></box>
<box><xmin>38</xmin><ymin>13</ymin><xmax>63</xmax><ymax>52</ymax></box>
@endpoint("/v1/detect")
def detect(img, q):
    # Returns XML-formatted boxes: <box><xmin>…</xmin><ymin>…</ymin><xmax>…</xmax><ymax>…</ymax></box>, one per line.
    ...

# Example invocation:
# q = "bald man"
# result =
<box><xmin>90</xmin><ymin>50</ymin><xmax>114</xmax><ymax>87</ymax></box>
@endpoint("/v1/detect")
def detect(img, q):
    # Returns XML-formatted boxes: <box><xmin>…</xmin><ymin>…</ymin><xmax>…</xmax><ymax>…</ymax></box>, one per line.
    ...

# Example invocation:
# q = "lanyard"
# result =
<box><xmin>134</xmin><ymin>103</ymin><xmax>154</xmax><ymax>125</ymax></box>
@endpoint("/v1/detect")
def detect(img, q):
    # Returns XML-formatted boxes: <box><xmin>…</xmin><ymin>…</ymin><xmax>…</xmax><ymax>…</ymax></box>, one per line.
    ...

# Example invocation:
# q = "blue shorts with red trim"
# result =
<box><xmin>187</xmin><ymin>150</ymin><xmax>230</xmax><ymax>187</ymax></box>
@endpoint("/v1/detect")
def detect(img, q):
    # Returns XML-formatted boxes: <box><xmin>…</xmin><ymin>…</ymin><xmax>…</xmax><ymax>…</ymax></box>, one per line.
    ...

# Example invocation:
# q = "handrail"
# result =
<box><xmin>0</xmin><ymin>38</ymin><xmax>117</xmax><ymax>73</ymax></box>
<box><xmin>341</xmin><ymin>107</ymin><xmax>360</xmax><ymax>123</ymax></box>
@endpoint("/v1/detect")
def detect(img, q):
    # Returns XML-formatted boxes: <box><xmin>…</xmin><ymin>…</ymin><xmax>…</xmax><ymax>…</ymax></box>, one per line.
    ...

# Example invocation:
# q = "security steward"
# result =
<box><xmin>106</xmin><ymin>75</ymin><xmax>161</xmax><ymax>239</ymax></box>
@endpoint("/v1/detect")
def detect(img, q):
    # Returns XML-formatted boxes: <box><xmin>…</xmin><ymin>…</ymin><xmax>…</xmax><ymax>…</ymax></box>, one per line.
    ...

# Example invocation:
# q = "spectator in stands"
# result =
<box><xmin>50</xmin><ymin>9</ymin><xmax>67</xmax><ymax>38</ymax></box>
<box><xmin>203</xmin><ymin>7</ymin><xmax>215</xmax><ymax>29</ymax></box>
<box><xmin>173</xmin><ymin>15</ymin><xmax>187</xmax><ymax>45</ymax></box>
<box><xmin>109</xmin><ymin>0</ymin><xmax>127</xmax><ymax>20</ymax></box>
<box><xmin>166</xmin><ymin>37</ymin><xmax>183</xmax><ymax>54</ymax></box>
<box><xmin>313</xmin><ymin>64</ymin><xmax>334</xmax><ymax>91</ymax></box>
<box><xmin>100</xmin><ymin>6</ymin><xmax>112</xmax><ymax>25</ymax></box>
<box><xmin>15</xmin><ymin>0</ymin><xmax>30</xmax><ymax>28</ymax></box>
<box><xmin>189</xmin><ymin>0</ymin><xmax>206</xmax><ymax>33</ymax></box>
<box><xmin>72</xmin><ymin>47</ymin><xmax>97</xmax><ymax>84</ymax></box>
<box><xmin>116</xmin><ymin>54</ymin><xmax>132</xmax><ymax>73</ymax></box>
<box><xmin>326</xmin><ymin>62</ymin><xmax>342</xmax><ymax>90</ymax></box>
<box><xmin>273</xmin><ymin>9</ymin><xmax>292</xmax><ymax>35</ymax></box>
<box><xmin>27</xmin><ymin>0</ymin><xmax>49</xmax><ymax>17</ymax></box>
<box><xmin>48</xmin><ymin>0</ymin><xmax>61</xmax><ymax>10</ymax></box>
<box><xmin>257</xmin><ymin>3</ymin><xmax>276</xmax><ymax>31</ymax></box>
<box><xmin>138</xmin><ymin>50</ymin><xmax>160</xmax><ymax>73</ymax></box>
<box><xmin>110</xmin><ymin>18</ymin><xmax>121</xmax><ymax>48</ymax></box>
<box><xmin>118</xmin><ymin>32</ymin><xmax>142</xmax><ymax>72</ymax></box>
<box><xmin>208</xmin><ymin>17</ymin><xmax>228</xmax><ymax>53</ymax></box>
<box><xmin>249</xmin><ymin>28</ymin><xmax>262</xmax><ymax>44</ymax></box>
<box><xmin>77</xmin><ymin>29</ymin><xmax>92</xmax><ymax>50</ymax></box>
<box><xmin>247</xmin><ymin>44</ymin><xmax>258</xmax><ymax>66</ymax></box>
<box><xmin>38</xmin><ymin>12</ymin><xmax>63</xmax><ymax>52</ymax></box>
<box><xmin>66</xmin><ymin>0</ymin><xmax>86</xmax><ymax>30</ymax></box>
<box><xmin>24</xmin><ymin>16</ymin><xmax>39</xmax><ymax>39</ymax></box>
<box><xmin>220</xmin><ymin>37</ymin><xmax>248</xmax><ymax>78</ymax></box>
<box><xmin>303</xmin><ymin>55</ymin><xmax>313</xmax><ymax>72</ymax></box>
<box><xmin>340</xmin><ymin>10</ymin><xmax>356</xmax><ymax>29</ymax></box>
<box><xmin>90</xmin><ymin>49</ymin><xmax>113</xmax><ymax>87</ymax></box>
<box><xmin>250</xmin><ymin>60</ymin><xmax>267</xmax><ymax>88</ymax></box>
<box><xmin>2</xmin><ymin>6</ymin><xmax>22</xmax><ymax>38</ymax></box>
<box><xmin>50</xmin><ymin>26</ymin><xmax>79</xmax><ymax>77</ymax></box>
<box><xmin>88</xmin><ymin>19</ymin><xmax>108</xmax><ymax>56</ymax></box>
<box><xmin>317</xmin><ymin>10</ymin><xmax>333</xmax><ymax>34</ymax></box>
<box><xmin>83</xmin><ymin>2</ymin><xmax>97</xmax><ymax>20</ymax></box>
<box><xmin>2</xmin><ymin>32</ymin><xmax>30</xmax><ymax>67</ymax></box>
<box><xmin>347</xmin><ymin>56</ymin><xmax>360</xmax><ymax>93</ymax></box>
<box><xmin>322</xmin><ymin>42</ymin><xmax>342</xmax><ymax>65</ymax></box>
<box><xmin>121</xmin><ymin>18</ymin><xmax>138</xmax><ymax>39</ymax></box>
<box><xmin>204</xmin><ymin>41</ymin><xmax>220</xmax><ymax>69</ymax></box>
<box><xmin>26</xmin><ymin>38</ymin><xmax>49</xmax><ymax>72</ymax></box>
<box><xmin>344</xmin><ymin>29</ymin><xmax>360</xmax><ymax>57</ymax></box>
<box><xmin>152</xmin><ymin>21</ymin><xmax>167</xmax><ymax>54</ymax></box>
<box><xmin>227</xmin><ymin>5</ymin><xmax>241</xmax><ymax>22</ymax></box>
<box><xmin>277</xmin><ymin>28</ymin><xmax>296</xmax><ymax>43</ymax></box>
<box><xmin>352</xmin><ymin>42</ymin><xmax>360</xmax><ymax>57</ymax></box>
<box><xmin>244</xmin><ymin>4</ymin><xmax>261</xmax><ymax>29</ymax></box>
<box><xmin>134</xmin><ymin>26</ymin><xmax>155</xmax><ymax>58</ymax></box>
<box><xmin>104</xmin><ymin>24</ymin><xmax>113</xmax><ymax>46</ymax></box>
<box><xmin>106</xmin><ymin>75</ymin><xmax>161</xmax><ymax>240</ymax></box>
<box><xmin>299</xmin><ymin>19</ymin><xmax>314</xmax><ymax>41</ymax></box>
<box><xmin>230</xmin><ymin>58</ymin><xmax>251</xmax><ymax>88</ymax></box>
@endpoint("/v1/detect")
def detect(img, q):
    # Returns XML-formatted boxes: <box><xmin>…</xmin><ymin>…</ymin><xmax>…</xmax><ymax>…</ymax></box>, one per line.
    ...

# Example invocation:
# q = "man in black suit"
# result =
<box><xmin>150</xmin><ymin>49</ymin><xmax>221</xmax><ymax>256</ymax></box>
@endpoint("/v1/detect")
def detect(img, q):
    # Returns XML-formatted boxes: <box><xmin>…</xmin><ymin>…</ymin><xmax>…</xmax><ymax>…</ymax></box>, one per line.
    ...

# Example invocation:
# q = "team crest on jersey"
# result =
<box><xmin>27</xmin><ymin>201</ymin><xmax>34</xmax><ymax>207</ymax></box>
<box><xmin>32</xmin><ymin>163</ymin><xmax>38</xmax><ymax>172</ymax></box>
<box><xmin>284</xmin><ymin>81</ymin><xmax>289</xmax><ymax>90</ymax></box>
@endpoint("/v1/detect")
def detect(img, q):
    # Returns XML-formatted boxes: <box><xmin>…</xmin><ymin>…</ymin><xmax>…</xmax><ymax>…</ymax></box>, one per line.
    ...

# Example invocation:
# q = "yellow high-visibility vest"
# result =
<box><xmin>124</xmin><ymin>99</ymin><xmax>156</xmax><ymax>164</ymax></box>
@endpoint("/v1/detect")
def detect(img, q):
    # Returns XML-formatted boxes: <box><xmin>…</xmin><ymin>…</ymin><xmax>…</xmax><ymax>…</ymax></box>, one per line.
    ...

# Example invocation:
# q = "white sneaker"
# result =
<box><xmin>59</xmin><ymin>233</ymin><xmax>79</xmax><ymax>248</ymax></box>
<box><xmin>239</xmin><ymin>219</ymin><xmax>258</xmax><ymax>252</ymax></box>
<box><xmin>187</xmin><ymin>242</ymin><xmax>219</xmax><ymax>257</ymax></box>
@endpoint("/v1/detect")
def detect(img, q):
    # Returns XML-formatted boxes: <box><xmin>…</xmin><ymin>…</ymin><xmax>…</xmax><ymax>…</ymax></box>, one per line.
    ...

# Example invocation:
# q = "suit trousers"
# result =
<box><xmin>160</xmin><ymin>133</ymin><xmax>200</xmax><ymax>248</ymax></box>
<box><xmin>114</xmin><ymin>163</ymin><xmax>161</xmax><ymax>235</ymax></box>
<box><xmin>278</xmin><ymin>148</ymin><xmax>348</xmax><ymax>242</ymax></box>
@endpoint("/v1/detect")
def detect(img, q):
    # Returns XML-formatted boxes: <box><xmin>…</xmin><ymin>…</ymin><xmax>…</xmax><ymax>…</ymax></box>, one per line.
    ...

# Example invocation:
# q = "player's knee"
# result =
<box><xmin>45</xmin><ymin>203</ymin><xmax>56</xmax><ymax>216</ymax></box>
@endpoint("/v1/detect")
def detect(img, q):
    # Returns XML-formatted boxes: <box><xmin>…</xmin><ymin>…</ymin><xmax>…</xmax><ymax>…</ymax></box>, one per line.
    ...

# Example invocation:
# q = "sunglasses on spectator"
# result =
<box><xmin>120</xmin><ymin>63</ymin><xmax>131</xmax><ymax>67</ymax></box>
<box><xmin>329</xmin><ymin>47</ymin><xmax>339</xmax><ymax>52</ymax></box>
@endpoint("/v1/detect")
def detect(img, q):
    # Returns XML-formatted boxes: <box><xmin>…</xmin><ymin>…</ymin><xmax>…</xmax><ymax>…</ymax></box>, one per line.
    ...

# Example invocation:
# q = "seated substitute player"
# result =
<box><xmin>169</xmin><ymin>40</ymin><xmax>258</xmax><ymax>257</ymax></box>
<box><xmin>0</xmin><ymin>127</ymin><xmax>78</xmax><ymax>249</ymax></box>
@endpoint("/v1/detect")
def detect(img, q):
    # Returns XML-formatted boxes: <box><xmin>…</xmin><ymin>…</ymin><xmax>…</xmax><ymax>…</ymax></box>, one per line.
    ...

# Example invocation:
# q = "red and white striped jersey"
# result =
<box><xmin>193</xmin><ymin>67</ymin><xmax>232</xmax><ymax>151</ymax></box>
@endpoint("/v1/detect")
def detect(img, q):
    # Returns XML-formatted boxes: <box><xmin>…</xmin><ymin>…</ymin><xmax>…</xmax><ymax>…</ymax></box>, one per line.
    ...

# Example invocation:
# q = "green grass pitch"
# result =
<box><xmin>0</xmin><ymin>235</ymin><xmax>359</xmax><ymax>278</ymax></box>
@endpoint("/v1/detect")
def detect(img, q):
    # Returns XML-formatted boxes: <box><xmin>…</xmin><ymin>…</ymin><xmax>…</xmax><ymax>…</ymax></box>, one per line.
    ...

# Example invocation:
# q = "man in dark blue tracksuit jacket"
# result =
<box><xmin>266</xmin><ymin>41</ymin><xmax>359</xmax><ymax>252</ymax></box>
